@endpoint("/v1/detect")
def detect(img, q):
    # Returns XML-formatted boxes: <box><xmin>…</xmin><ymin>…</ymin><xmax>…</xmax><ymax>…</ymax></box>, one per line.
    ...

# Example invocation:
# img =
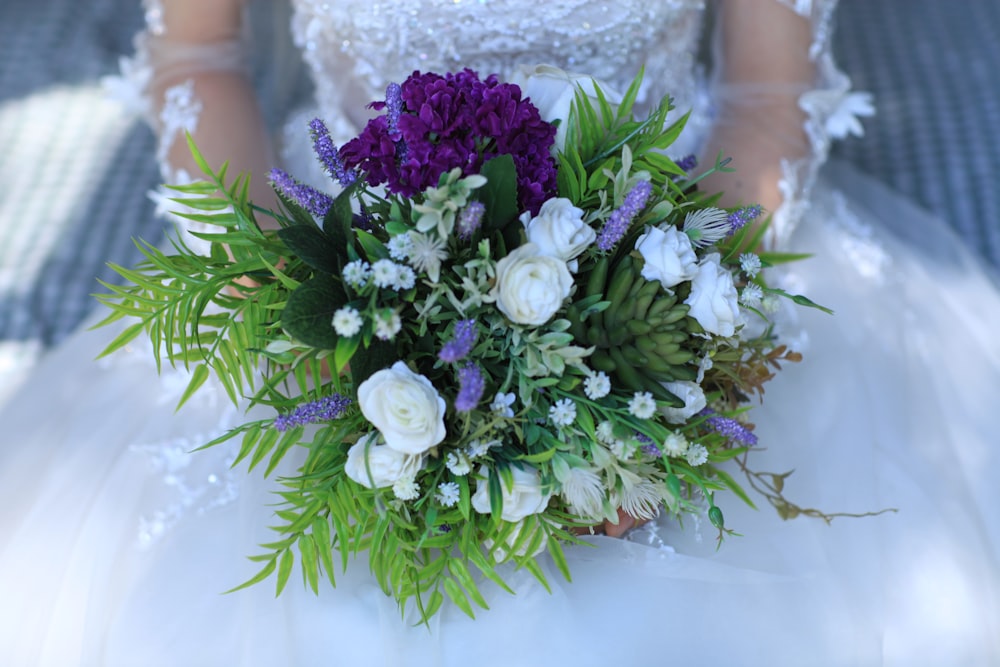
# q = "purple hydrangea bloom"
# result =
<box><xmin>596</xmin><ymin>180</ymin><xmax>653</xmax><ymax>252</ymax></box>
<box><xmin>274</xmin><ymin>394</ymin><xmax>352</xmax><ymax>432</ymax></box>
<box><xmin>727</xmin><ymin>205</ymin><xmax>762</xmax><ymax>233</ymax></box>
<box><xmin>269</xmin><ymin>168</ymin><xmax>333</xmax><ymax>217</ymax></box>
<box><xmin>700</xmin><ymin>409</ymin><xmax>758</xmax><ymax>446</ymax></box>
<box><xmin>439</xmin><ymin>319</ymin><xmax>478</xmax><ymax>363</ymax></box>
<box><xmin>455</xmin><ymin>362</ymin><xmax>485</xmax><ymax>412</ymax></box>
<box><xmin>309</xmin><ymin>118</ymin><xmax>357</xmax><ymax>187</ymax></box>
<box><xmin>340</xmin><ymin>69</ymin><xmax>558</xmax><ymax>214</ymax></box>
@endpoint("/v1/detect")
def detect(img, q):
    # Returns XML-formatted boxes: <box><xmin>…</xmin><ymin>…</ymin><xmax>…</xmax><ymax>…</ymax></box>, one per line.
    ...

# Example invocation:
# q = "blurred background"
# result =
<box><xmin>0</xmin><ymin>0</ymin><xmax>997</xmax><ymax>401</ymax></box>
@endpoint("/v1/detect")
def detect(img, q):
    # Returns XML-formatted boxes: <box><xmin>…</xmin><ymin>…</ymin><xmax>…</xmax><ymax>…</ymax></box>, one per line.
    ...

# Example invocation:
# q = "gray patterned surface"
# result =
<box><xmin>0</xmin><ymin>0</ymin><xmax>996</xmax><ymax>358</ymax></box>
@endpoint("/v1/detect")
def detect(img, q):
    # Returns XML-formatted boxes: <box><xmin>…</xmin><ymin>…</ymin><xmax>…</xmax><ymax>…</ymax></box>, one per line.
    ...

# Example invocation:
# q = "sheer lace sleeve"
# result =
<box><xmin>108</xmin><ymin>0</ymin><xmax>278</xmax><ymax>247</ymax></box>
<box><xmin>698</xmin><ymin>0</ymin><xmax>873</xmax><ymax>248</ymax></box>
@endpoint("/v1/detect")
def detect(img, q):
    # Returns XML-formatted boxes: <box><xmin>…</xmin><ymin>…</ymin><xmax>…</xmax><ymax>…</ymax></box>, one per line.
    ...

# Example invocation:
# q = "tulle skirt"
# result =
<box><xmin>1</xmin><ymin>162</ymin><xmax>999</xmax><ymax>666</ymax></box>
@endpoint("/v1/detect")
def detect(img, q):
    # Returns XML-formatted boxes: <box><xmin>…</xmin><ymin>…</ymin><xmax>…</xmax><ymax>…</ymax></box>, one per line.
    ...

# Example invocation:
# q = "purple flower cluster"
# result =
<box><xmin>596</xmin><ymin>180</ymin><xmax>653</xmax><ymax>251</ymax></box>
<box><xmin>456</xmin><ymin>201</ymin><xmax>485</xmax><ymax>241</ymax></box>
<box><xmin>675</xmin><ymin>154</ymin><xmax>698</xmax><ymax>172</ymax></box>
<box><xmin>700</xmin><ymin>409</ymin><xmax>758</xmax><ymax>446</ymax></box>
<box><xmin>274</xmin><ymin>394</ymin><xmax>352</xmax><ymax>432</ymax></box>
<box><xmin>269</xmin><ymin>168</ymin><xmax>333</xmax><ymax>217</ymax></box>
<box><xmin>339</xmin><ymin>69</ymin><xmax>558</xmax><ymax>214</ymax></box>
<box><xmin>455</xmin><ymin>362</ymin><xmax>485</xmax><ymax>412</ymax></box>
<box><xmin>635</xmin><ymin>432</ymin><xmax>662</xmax><ymax>457</ymax></box>
<box><xmin>439</xmin><ymin>319</ymin><xmax>477</xmax><ymax>363</ymax></box>
<box><xmin>727</xmin><ymin>205</ymin><xmax>762</xmax><ymax>233</ymax></box>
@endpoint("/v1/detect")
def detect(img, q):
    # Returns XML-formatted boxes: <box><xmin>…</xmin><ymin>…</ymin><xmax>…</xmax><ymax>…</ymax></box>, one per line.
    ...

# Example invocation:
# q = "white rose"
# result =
<box><xmin>658</xmin><ymin>381</ymin><xmax>707</xmax><ymax>424</ymax></box>
<box><xmin>491</xmin><ymin>243</ymin><xmax>573</xmax><ymax>326</ymax></box>
<box><xmin>509</xmin><ymin>64</ymin><xmax>622</xmax><ymax>153</ymax></box>
<box><xmin>684</xmin><ymin>253</ymin><xmax>742</xmax><ymax>337</ymax></box>
<box><xmin>471</xmin><ymin>466</ymin><xmax>553</xmax><ymax>522</ymax></box>
<box><xmin>357</xmin><ymin>361</ymin><xmax>447</xmax><ymax>454</ymax></box>
<box><xmin>635</xmin><ymin>225</ymin><xmax>698</xmax><ymax>289</ymax></box>
<box><xmin>521</xmin><ymin>198</ymin><xmax>595</xmax><ymax>271</ymax></box>
<box><xmin>344</xmin><ymin>433</ymin><xmax>423</xmax><ymax>488</ymax></box>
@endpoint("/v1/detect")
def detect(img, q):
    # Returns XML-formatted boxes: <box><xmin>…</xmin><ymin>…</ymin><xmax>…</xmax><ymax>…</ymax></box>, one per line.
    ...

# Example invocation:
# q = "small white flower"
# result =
<box><xmin>610</xmin><ymin>439</ymin><xmax>634</xmax><ymax>460</ymax></box>
<box><xmin>371</xmin><ymin>259</ymin><xmax>400</xmax><ymax>289</ymax></box>
<box><xmin>387</xmin><ymin>233</ymin><xmax>413</xmax><ymax>260</ymax></box>
<box><xmin>437</xmin><ymin>481</ymin><xmax>461</xmax><ymax>507</ymax></box>
<box><xmin>740</xmin><ymin>283</ymin><xmax>764</xmax><ymax>308</ymax></box>
<box><xmin>662</xmin><ymin>432</ymin><xmax>689</xmax><ymax>457</ymax></box>
<box><xmin>467</xmin><ymin>438</ymin><xmax>499</xmax><ymax>459</ymax></box>
<box><xmin>560</xmin><ymin>467</ymin><xmax>606</xmax><ymax>520</ymax></box>
<box><xmin>612</xmin><ymin>469</ymin><xmax>661</xmax><ymax>521</ymax></box>
<box><xmin>394</xmin><ymin>265</ymin><xmax>416</xmax><ymax>291</ymax></box>
<box><xmin>685</xmin><ymin>443</ymin><xmax>709</xmax><ymax>466</ymax></box>
<box><xmin>332</xmin><ymin>306</ymin><xmax>363</xmax><ymax>337</ymax></box>
<box><xmin>490</xmin><ymin>392</ymin><xmax>516</xmax><ymax>418</ymax></box>
<box><xmin>548</xmin><ymin>398</ymin><xmax>577</xmax><ymax>426</ymax></box>
<box><xmin>761</xmin><ymin>295</ymin><xmax>781</xmax><ymax>314</ymax></box>
<box><xmin>596</xmin><ymin>421</ymin><xmax>616</xmax><ymax>444</ymax></box>
<box><xmin>685</xmin><ymin>253</ymin><xmax>742</xmax><ymax>337</ymax></box>
<box><xmin>374</xmin><ymin>310</ymin><xmax>402</xmax><ymax>341</ymax></box>
<box><xmin>627</xmin><ymin>392</ymin><xmax>656</xmax><ymax>419</ymax></box>
<box><xmin>446</xmin><ymin>451</ymin><xmax>472</xmax><ymax>476</ymax></box>
<box><xmin>683</xmin><ymin>208</ymin><xmax>730</xmax><ymax>248</ymax></box>
<box><xmin>407</xmin><ymin>232</ymin><xmax>449</xmax><ymax>282</ymax></box>
<box><xmin>659</xmin><ymin>381</ymin><xmax>707</xmax><ymax>424</ymax></box>
<box><xmin>739</xmin><ymin>253</ymin><xmax>762</xmax><ymax>278</ymax></box>
<box><xmin>342</xmin><ymin>260</ymin><xmax>371</xmax><ymax>288</ymax></box>
<box><xmin>393</xmin><ymin>475</ymin><xmax>420</xmax><ymax>501</ymax></box>
<box><xmin>583</xmin><ymin>371</ymin><xmax>612</xmax><ymax>399</ymax></box>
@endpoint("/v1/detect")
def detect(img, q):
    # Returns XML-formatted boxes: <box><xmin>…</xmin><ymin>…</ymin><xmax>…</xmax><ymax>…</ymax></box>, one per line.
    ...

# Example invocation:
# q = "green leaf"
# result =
<box><xmin>224</xmin><ymin>556</ymin><xmax>276</xmax><ymax>594</ymax></box>
<box><xmin>478</xmin><ymin>154</ymin><xmax>520</xmax><ymax>235</ymax></box>
<box><xmin>448</xmin><ymin>559</ymin><xmax>489</xmax><ymax>610</ymax></box>
<box><xmin>355</xmin><ymin>228</ymin><xmax>389</xmax><ymax>261</ymax></box>
<box><xmin>277</xmin><ymin>225</ymin><xmax>341</xmax><ymax>274</ymax></box>
<box><xmin>349</xmin><ymin>339</ymin><xmax>397</xmax><ymax>389</ymax></box>
<box><xmin>312</xmin><ymin>516</ymin><xmax>337</xmax><ymax>585</ymax></box>
<box><xmin>546</xmin><ymin>534</ymin><xmax>572</xmax><ymax>582</ymax></box>
<box><xmin>299</xmin><ymin>534</ymin><xmax>320</xmax><ymax>593</ymax></box>
<box><xmin>176</xmin><ymin>364</ymin><xmax>210</xmax><ymax>411</ymax></box>
<box><xmin>275</xmin><ymin>549</ymin><xmax>295</xmax><ymax>595</ymax></box>
<box><xmin>323</xmin><ymin>183</ymin><xmax>357</xmax><ymax>253</ymax></box>
<box><xmin>282</xmin><ymin>274</ymin><xmax>348</xmax><ymax>349</ymax></box>
<box><xmin>443</xmin><ymin>577</ymin><xmax>476</xmax><ymax>619</ymax></box>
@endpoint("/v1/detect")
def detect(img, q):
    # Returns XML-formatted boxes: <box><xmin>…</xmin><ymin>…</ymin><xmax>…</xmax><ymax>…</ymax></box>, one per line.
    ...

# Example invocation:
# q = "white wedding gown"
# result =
<box><xmin>2</xmin><ymin>1</ymin><xmax>999</xmax><ymax>665</ymax></box>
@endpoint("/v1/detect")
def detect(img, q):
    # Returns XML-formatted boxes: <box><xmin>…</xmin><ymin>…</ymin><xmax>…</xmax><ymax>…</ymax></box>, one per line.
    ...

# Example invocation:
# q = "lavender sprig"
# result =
<box><xmin>455</xmin><ymin>363</ymin><xmax>485</xmax><ymax>412</ymax></box>
<box><xmin>269</xmin><ymin>168</ymin><xmax>333</xmax><ymax>217</ymax></box>
<box><xmin>274</xmin><ymin>394</ymin><xmax>352</xmax><ymax>432</ymax></box>
<box><xmin>596</xmin><ymin>180</ymin><xmax>652</xmax><ymax>252</ymax></box>
<box><xmin>701</xmin><ymin>409</ymin><xmax>758</xmax><ymax>446</ymax></box>
<box><xmin>439</xmin><ymin>319</ymin><xmax>478</xmax><ymax>363</ymax></box>
<box><xmin>309</xmin><ymin>118</ymin><xmax>357</xmax><ymax>187</ymax></box>
<box><xmin>456</xmin><ymin>201</ymin><xmax>485</xmax><ymax>241</ymax></box>
<box><xmin>727</xmin><ymin>205</ymin><xmax>762</xmax><ymax>233</ymax></box>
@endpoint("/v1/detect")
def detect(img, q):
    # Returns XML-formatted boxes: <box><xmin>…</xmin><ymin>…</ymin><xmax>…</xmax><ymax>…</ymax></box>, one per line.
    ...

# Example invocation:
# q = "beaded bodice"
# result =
<box><xmin>290</xmin><ymin>0</ymin><xmax>708</xmax><ymax>147</ymax></box>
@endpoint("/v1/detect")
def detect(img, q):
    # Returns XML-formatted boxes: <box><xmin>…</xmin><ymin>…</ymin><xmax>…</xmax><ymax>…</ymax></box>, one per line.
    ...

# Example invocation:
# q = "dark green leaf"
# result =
<box><xmin>349</xmin><ymin>339</ymin><xmax>397</xmax><ymax>389</ymax></box>
<box><xmin>277</xmin><ymin>225</ymin><xmax>341</xmax><ymax>274</ymax></box>
<box><xmin>478</xmin><ymin>154</ymin><xmax>520</xmax><ymax>235</ymax></box>
<box><xmin>282</xmin><ymin>274</ymin><xmax>348</xmax><ymax>349</ymax></box>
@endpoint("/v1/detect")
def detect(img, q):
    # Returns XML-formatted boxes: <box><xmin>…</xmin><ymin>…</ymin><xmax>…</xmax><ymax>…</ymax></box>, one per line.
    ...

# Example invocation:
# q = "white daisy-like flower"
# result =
<box><xmin>740</xmin><ymin>283</ymin><xmax>764</xmax><ymax>308</ymax></box>
<box><xmin>612</xmin><ymin>469</ymin><xmax>661</xmax><ymax>521</ymax></box>
<box><xmin>560</xmin><ymin>467</ymin><xmax>605</xmax><ymax>520</ymax></box>
<box><xmin>342</xmin><ymin>259</ymin><xmax>371</xmax><ymax>288</ymax></box>
<box><xmin>490</xmin><ymin>392</ymin><xmax>516</xmax><ymax>418</ymax></box>
<box><xmin>392</xmin><ymin>476</ymin><xmax>420</xmax><ymax>501</ymax></box>
<box><xmin>683</xmin><ymin>207</ymin><xmax>730</xmax><ymax>248</ymax></box>
<box><xmin>407</xmin><ymin>232</ymin><xmax>449</xmax><ymax>282</ymax></box>
<box><xmin>739</xmin><ymin>252</ymin><xmax>762</xmax><ymax>278</ymax></box>
<box><xmin>685</xmin><ymin>443</ymin><xmax>709</xmax><ymax>466</ymax></box>
<box><xmin>437</xmin><ymin>481</ymin><xmax>461</xmax><ymax>507</ymax></box>
<box><xmin>387</xmin><ymin>232</ymin><xmax>413</xmax><ymax>260</ymax></box>
<box><xmin>595</xmin><ymin>421</ymin><xmax>616</xmax><ymax>444</ymax></box>
<box><xmin>446</xmin><ymin>451</ymin><xmax>471</xmax><ymax>476</ymax></box>
<box><xmin>374</xmin><ymin>310</ymin><xmax>402</xmax><ymax>341</ymax></box>
<box><xmin>371</xmin><ymin>259</ymin><xmax>400</xmax><ymax>289</ymax></box>
<box><xmin>394</xmin><ymin>265</ymin><xmax>416</xmax><ymax>291</ymax></box>
<box><xmin>332</xmin><ymin>306</ymin><xmax>363</xmax><ymax>337</ymax></box>
<box><xmin>548</xmin><ymin>398</ymin><xmax>577</xmax><ymax>426</ymax></box>
<box><xmin>627</xmin><ymin>391</ymin><xmax>656</xmax><ymax>419</ymax></box>
<box><xmin>662</xmin><ymin>432</ymin><xmax>689</xmax><ymax>457</ymax></box>
<box><xmin>583</xmin><ymin>371</ymin><xmax>612</xmax><ymax>399</ymax></box>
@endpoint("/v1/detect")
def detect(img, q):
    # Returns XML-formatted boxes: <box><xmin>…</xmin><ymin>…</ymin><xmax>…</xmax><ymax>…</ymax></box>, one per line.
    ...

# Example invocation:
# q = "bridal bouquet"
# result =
<box><xmin>99</xmin><ymin>65</ymin><xmax>817</xmax><ymax>622</ymax></box>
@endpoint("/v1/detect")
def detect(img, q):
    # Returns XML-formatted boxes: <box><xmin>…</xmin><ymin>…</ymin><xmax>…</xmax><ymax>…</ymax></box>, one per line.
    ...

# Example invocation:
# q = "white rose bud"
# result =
<box><xmin>471</xmin><ymin>466</ymin><xmax>553</xmax><ymax>522</ymax></box>
<box><xmin>635</xmin><ymin>225</ymin><xmax>698</xmax><ymax>289</ymax></box>
<box><xmin>344</xmin><ymin>433</ymin><xmax>423</xmax><ymax>488</ymax></box>
<box><xmin>521</xmin><ymin>198</ymin><xmax>595</xmax><ymax>271</ymax></box>
<box><xmin>509</xmin><ymin>64</ymin><xmax>622</xmax><ymax>153</ymax></box>
<box><xmin>684</xmin><ymin>253</ymin><xmax>742</xmax><ymax>337</ymax></box>
<box><xmin>658</xmin><ymin>381</ymin><xmax>707</xmax><ymax>424</ymax></box>
<box><xmin>491</xmin><ymin>243</ymin><xmax>573</xmax><ymax>326</ymax></box>
<box><xmin>357</xmin><ymin>361</ymin><xmax>447</xmax><ymax>454</ymax></box>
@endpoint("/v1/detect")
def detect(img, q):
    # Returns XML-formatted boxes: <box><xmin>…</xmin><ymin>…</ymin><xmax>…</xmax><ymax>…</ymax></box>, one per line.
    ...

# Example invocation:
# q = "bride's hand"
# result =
<box><xmin>572</xmin><ymin>509</ymin><xmax>650</xmax><ymax>538</ymax></box>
